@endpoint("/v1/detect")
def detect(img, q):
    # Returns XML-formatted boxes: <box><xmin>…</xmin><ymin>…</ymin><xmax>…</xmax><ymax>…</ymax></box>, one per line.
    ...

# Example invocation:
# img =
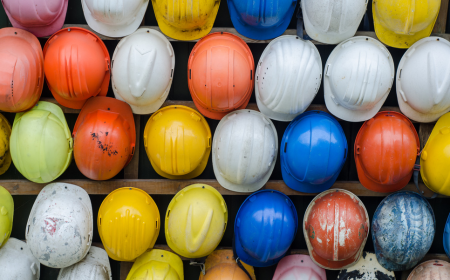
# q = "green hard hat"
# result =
<box><xmin>0</xmin><ymin>186</ymin><xmax>13</xmax><ymax>249</ymax></box>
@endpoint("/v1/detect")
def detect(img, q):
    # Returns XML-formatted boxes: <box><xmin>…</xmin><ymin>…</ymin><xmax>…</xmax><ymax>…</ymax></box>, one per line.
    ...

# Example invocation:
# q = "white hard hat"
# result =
<box><xmin>58</xmin><ymin>246</ymin><xmax>112</xmax><ymax>280</ymax></box>
<box><xmin>0</xmin><ymin>238</ymin><xmax>40</xmax><ymax>280</ymax></box>
<box><xmin>301</xmin><ymin>0</ymin><xmax>368</xmax><ymax>44</ymax></box>
<box><xmin>112</xmin><ymin>28</ymin><xmax>175</xmax><ymax>114</ymax></box>
<box><xmin>397</xmin><ymin>37</ymin><xmax>450</xmax><ymax>123</ymax></box>
<box><xmin>26</xmin><ymin>183</ymin><xmax>93</xmax><ymax>268</ymax></box>
<box><xmin>213</xmin><ymin>110</ymin><xmax>278</xmax><ymax>193</ymax></box>
<box><xmin>81</xmin><ymin>0</ymin><xmax>149</xmax><ymax>37</ymax></box>
<box><xmin>324</xmin><ymin>36</ymin><xmax>394</xmax><ymax>122</ymax></box>
<box><xmin>256</xmin><ymin>35</ymin><xmax>322</xmax><ymax>122</ymax></box>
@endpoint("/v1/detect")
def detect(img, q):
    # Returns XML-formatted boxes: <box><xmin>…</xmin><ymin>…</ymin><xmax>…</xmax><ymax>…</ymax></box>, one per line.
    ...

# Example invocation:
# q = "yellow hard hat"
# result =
<box><xmin>126</xmin><ymin>249</ymin><xmax>184</xmax><ymax>280</ymax></box>
<box><xmin>0</xmin><ymin>186</ymin><xmax>13</xmax><ymax>249</ymax></box>
<box><xmin>152</xmin><ymin>0</ymin><xmax>220</xmax><ymax>41</ymax></box>
<box><xmin>0</xmin><ymin>114</ymin><xmax>12</xmax><ymax>175</ymax></box>
<box><xmin>199</xmin><ymin>250</ymin><xmax>256</xmax><ymax>280</ymax></box>
<box><xmin>144</xmin><ymin>105</ymin><xmax>211</xmax><ymax>180</ymax></box>
<box><xmin>421</xmin><ymin>112</ymin><xmax>450</xmax><ymax>195</ymax></box>
<box><xmin>98</xmin><ymin>187</ymin><xmax>160</xmax><ymax>261</ymax></box>
<box><xmin>373</xmin><ymin>0</ymin><xmax>440</xmax><ymax>48</ymax></box>
<box><xmin>165</xmin><ymin>184</ymin><xmax>227</xmax><ymax>259</ymax></box>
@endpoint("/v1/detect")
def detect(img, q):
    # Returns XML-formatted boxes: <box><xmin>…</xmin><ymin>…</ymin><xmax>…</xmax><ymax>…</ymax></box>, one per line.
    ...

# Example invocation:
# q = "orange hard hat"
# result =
<box><xmin>43</xmin><ymin>27</ymin><xmax>110</xmax><ymax>109</ymax></box>
<box><xmin>188</xmin><ymin>32</ymin><xmax>254</xmax><ymax>120</ymax></box>
<box><xmin>73</xmin><ymin>96</ymin><xmax>135</xmax><ymax>180</ymax></box>
<box><xmin>199</xmin><ymin>250</ymin><xmax>256</xmax><ymax>280</ymax></box>
<box><xmin>304</xmin><ymin>189</ymin><xmax>370</xmax><ymax>270</ymax></box>
<box><xmin>355</xmin><ymin>111</ymin><xmax>420</xmax><ymax>193</ymax></box>
<box><xmin>0</xmin><ymin>27</ymin><xmax>43</xmax><ymax>112</ymax></box>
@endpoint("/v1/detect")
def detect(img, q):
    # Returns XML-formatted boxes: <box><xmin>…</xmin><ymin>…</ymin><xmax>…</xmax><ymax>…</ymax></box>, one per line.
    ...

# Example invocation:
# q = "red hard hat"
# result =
<box><xmin>73</xmin><ymin>96</ymin><xmax>135</xmax><ymax>180</ymax></box>
<box><xmin>0</xmin><ymin>28</ymin><xmax>43</xmax><ymax>112</ymax></box>
<box><xmin>43</xmin><ymin>27</ymin><xmax>110</xmax><ymax>109</ymax></box>
<box><xmin>355</xmin><ymin>111</ymin><xmax>420</xmax><ymax>193</ymax></box>
<box><xmin>188</xmin><ymin>32</ymin><xmax>254</xmax><ymax>120</ymax></box>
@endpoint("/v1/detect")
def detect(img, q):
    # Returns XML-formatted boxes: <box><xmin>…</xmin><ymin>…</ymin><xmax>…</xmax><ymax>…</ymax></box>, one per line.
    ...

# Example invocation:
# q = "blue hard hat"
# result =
<box><xmin>280</xmin><ymin>111</ymin><xmax>348</xmax><ymax>193</ymax></box>
<box><xmin>228</xmin><ymin>0</ymin><xmax>298</xmax><ymax>40</ymax></box>
<box><xmin>444</xmin><ymin>213</ymin><xmax>450</xmax><ymax>259</ymax></box>
<box><xmin>234</xmin><ymin>190</ymin><xmax>298</xmax><ymax>267</ymax></box>
<box><xmin>372</xmin><ymin>191</ymin><xmax>435</xmax><ymax>271</ymax></box>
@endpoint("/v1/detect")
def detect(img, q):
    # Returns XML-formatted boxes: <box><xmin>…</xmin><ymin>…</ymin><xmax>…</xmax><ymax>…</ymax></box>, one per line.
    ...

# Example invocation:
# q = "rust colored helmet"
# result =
<box><xmin>407</xmin><ymin>260</ymin><xmax>450</xmax><ymax>279</ymax></box>
<box><xmin>73</xmin><ymin>96</ymin><xmax>135</xmax><ymax>180</ymax></box>
<box><xmin>304</xmin><ymin>189</ymin><xmax>370</xmax><ymax>270</ymax></box>
<box><xmin>199</xmin><ymin>250</ymin><xmax>255</xmax><ymax>280</ymax></box>
<box><xmin>43</xmin><ymin>27</ymin><xmax>110</xmax><ymax>109</ymax></box>
<box><xmin>0</xmin><ymin>28</ymin><xmax>43</xmax><ymax>112</ymax></box>
<box><xmin>355</xmin><ymin>111</ymin><xmax>420</xmax><ymax>193</ymax></box>
<box><xmin>188</xmin><ymin>32</ymin><xmax>254</xmax><ymax>120</ymax></box>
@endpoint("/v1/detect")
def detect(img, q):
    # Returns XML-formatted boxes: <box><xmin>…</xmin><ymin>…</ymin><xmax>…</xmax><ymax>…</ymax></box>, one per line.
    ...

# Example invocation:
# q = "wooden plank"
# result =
<box><xmin>419</xmin><ymin>123</ymin><xmax>436</xmax><ymax>150</ymax></box>
<box><xmin>2</xmin><ymin>179</ymin><xmax>441</xmax><ymax>197</ymax></box>
<box><xmin>120</xmin><ymin>262</ymin><xmax>133</xmax><ymax>280</ymax></box>
<box><xmin>124</xmin><ymin>115</ymin><xmax>141</xmax><ymax>179</ymax></box>
<box><xmin>433</xmin><ymin>0</ymin><xmax>450</xmax><ymax>33</ymax></box>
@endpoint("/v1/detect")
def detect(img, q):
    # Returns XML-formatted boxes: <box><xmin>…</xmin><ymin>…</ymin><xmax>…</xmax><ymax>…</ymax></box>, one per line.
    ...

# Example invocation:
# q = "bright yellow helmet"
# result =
<box><xmin>126</xmin><ymin>249</ymin><xmax>184</xmax><ymax>280</ymax></box>
<box><xmin>152</xmin><ymin>0</ymin><xmax>220</xmax><ymax>41</ymax></box>
<box><xmin>0</xmin><ymin>186</ymin><xmax>13</xmax><ymax>249</ymax></box>
<box><xmin>373</xmin><ymin>0</ymin><xmax>440</xmax><ymax>48</ymax></box>
<box><xmin>98</xmin><ymin>187</ymin><xmax>160</xmax><ymax>261</ymax></box>
<box><xmin>0</xmin><ymin>114</ymin><xmax>12</xmax><ymax>175</ymax></box>
<box><xmin>421</xmin><ymin>112</ymin><xmax>450</xmax><ymax>196</ymax></box>
<box><xmin>144</xmin><ymin>105</ymin><xmax>211</xmax><ymax>180</ymax></box>
<box><xmin>165</xmin><ymin>184</ymin><xmax>227</xmax><ymax>259</ymax></box>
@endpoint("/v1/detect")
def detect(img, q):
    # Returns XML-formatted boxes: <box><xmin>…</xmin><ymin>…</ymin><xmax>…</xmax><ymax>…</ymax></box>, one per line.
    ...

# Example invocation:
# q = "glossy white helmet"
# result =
<box><xmin>256</xmin><ymin>35</ymin><xmax>322</xmax><ymax>122</ymax></box>
<box><xmin>213</xmin><ymin>110</ymin><xmax>278</xmax><ymax>193</ymax></box>
<box><xmin>0</xmin><ymin>238</ymin><xmax>40</xmax><ymax>280</ymax></box>
<box><xmin>26</xmin><ymin>183</ymin><xmax>93</xmax><ymax>268</ymax></box>
<box><xmin>112</xmin><ymin>28</ymin><xmax>175</xmax><ymax>114</ymax></box>
<box><xmin>397</xmin><ymin>37</ymin><xmax>450</xmax><ymax>123</ymax></box>
<box><xmin>324</xmin><ymin>36</ymin><xmax>394</xmax><ymax>122</ymax></box>
<box><xmin>58</xmin><ymin>247</ymin><xmax>112</xmax><ymax>280</ymax></box>
<box><xmin>301</xmin><ymin>0</ymin><xmax>368</xmax><ymax>44</ymax></box>
<box><xmin>81</xmin><ymin>0</ymin><xmax>149</xmax><ymax>37</ymax></box>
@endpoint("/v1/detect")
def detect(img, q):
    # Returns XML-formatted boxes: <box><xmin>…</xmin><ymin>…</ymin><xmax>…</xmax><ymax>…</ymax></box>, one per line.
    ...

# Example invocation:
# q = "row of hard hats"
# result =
<box><xmin>0</xmin><ymin>0</ymin><xmax>441</xmax><ymax>48</ymax></box>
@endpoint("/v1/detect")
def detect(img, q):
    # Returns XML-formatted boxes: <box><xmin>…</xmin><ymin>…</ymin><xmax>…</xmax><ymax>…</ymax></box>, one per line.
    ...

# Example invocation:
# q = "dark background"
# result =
<box><xmin>0</xmin><ymin>1</ymin><xmax>449</xmax><ymax>279</ymax></box>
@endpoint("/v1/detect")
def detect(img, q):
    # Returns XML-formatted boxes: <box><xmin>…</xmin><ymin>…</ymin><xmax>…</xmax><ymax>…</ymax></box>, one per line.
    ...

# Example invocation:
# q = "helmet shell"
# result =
<box><xmin>58</xmin><ymin>246</ymin><xmax>112</xmax><ymax>280</ymax></box>
<box><xmin>200</xmin><ymin>250</ymin><xmax>255</xmax><ymax>280</ymax></box>
<box><xmin>0</xmin><ymin>186</ymin><xmax>13</xmax><ymax>249</ymax></box>
<box><xmin>273</xmin><ymin>255</ymin><xmax>326</xmax><ymax>280</ymax></box>
<box><xmin>0</xmin><ymin>114</ymin><xmax>12</xmax><ymax>175</ymax></box>
<box><xmin>337</xmin><ymin>252</ymin><xmax>395</xmax><ymax>280</ymax></box>
<box><xmin>407</xmin><ymin>260</ymin><xmax>450</xmax><ymax>280</ymax></box>
<box><xmin>126</xmin><ymin>249</ymin><xmax>183</xmax><ymax>280</ymax></box>
<box><xmin>0</xmin><ymin>238</ymin><xmax>40</xmax><ymax>280</ymax></box>
<box><xmin>444</xmin><ymin>213</ymin><xmax>450</xmax><ymax>259</ymax></box>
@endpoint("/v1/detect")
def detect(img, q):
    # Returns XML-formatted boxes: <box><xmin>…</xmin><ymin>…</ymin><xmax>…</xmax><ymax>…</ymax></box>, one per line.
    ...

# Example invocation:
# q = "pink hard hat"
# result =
<box><xmin>1</xmin><ymin>0</ymin><xmax>68</xmax><ymax>37</ymax></box>
<box><xmin>273</xmin><ymin>255</ymin><xmax>327</xmax><ymax>280</ymax></box>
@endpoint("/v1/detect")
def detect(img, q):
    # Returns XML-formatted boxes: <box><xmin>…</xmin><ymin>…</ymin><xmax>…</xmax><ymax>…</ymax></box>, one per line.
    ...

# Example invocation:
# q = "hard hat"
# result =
<box><xmin>273</xmin><ymin>255</ymin><xmax>326</xmax><ymax>280</ymax></box>
<box><xmin>397</xmin><ymin>37</ymin><xmax>450</xmax><ymax>122</ymax></box>
<box><xmin>372</xmin><ymin>191</ymin><xmax>435</xmax><ymax>271</ymax></box>
<box><xmin>199</xmin><ymin>250</ymin><xmax>256</xmax><ymax>280</ymax></box>
<box><xmin>281</xmin><ymin>111</ymin><xmax>348</xmax><ymax>193</ymax></box>
<box><xmin>26</xmin><ymin>183</ymin><xmax>93</xmax><ymax>268</ymax></box>
<box><xmin>324</xmin><ymin>36</ymin><xmax>395</xmax><ymax>122</ymax></box>
<box><xmin>58</xmin><ymin>246</ymin><xmax>112</xmax><ymax>280</ymax></box>
<box><xmin>255</xmin><ymin>35</ymin><xmax>322</xmax><ymax>121</ymax></box>
<box><xmin>98</xmin><ymin>187</ymin><xmax>160</xmax><ymax>261</ymax></box>
<box><xmin>10</xmin><ymin>101</ymin><xmax>73</xmax><ymax>183</ymax></box>
<box><xmin>73</xmin><ymin>96</ymin><xmax>135</xmax><ymax>181</ymax></box>
<box><xmin>445</xmin><ymin>213</ymin><xmax>450</xmax><ymax>258</ymax></box>
<box><xmin>81</xmin><ymin>0</ymin><xmax>149</xmax><ymax>37</ymax></box>
<box><xmin>213</xmin><ymin>110</ymin><xmax>278</xmax><ymax>193</ymax></box>
<box><xmin>355</xmin><ymin>111</ymin><xmax>420</xmax><ymax>193</ymax></box>
<box><xmin>43</xmin><ymin>27</ymin><xmax>110</xmax><ymax>109</ymax></box>
<box><xmin>420</xmin><ymin>112</ymin><xmax>450</xmax><ymax>195</ymax></box>
<box><xmin>407</xmin><ymin>260</ymin><xmax>450</xmax><ymax>280</ymax></box>
<box><xmin>0</xmin><ymin>186</ymin><xmax>13</xmax><ymax>249</ymax></box>
<box><xmin>0</xmin><ymin>28</ymin><xmax>43</xmax><ymax>112</ymax></box>
<box><xmin>0</xmin><ymin>238</ymin><xmax>40</xmax><ymax>280</ymax></box>
<box><xmin>0</xmin><ymin>114</ymin><xmax>12</xmax><ymax>175</ymax></box>
<box><xmin>234</xmin><ymin>190</ymin><xmax>298</xmax><ymax>267</ymax></box>
<box><xmin>2</xmin><ymin>0</ymin><xmax>68</xmax><ymax>37</ymax></box>
<box><xmin>152</xmin><ymin>0</ymin><xmax>220</xmax><ymax>41</ymax></box>
<box><xmin>373</xmin><ymin>0</ymin><xmax>440</xmax><ymax>49</ymax></box>
<box><xmin>228</xmin><ymin>0</ymin><xmax>297</xmax><ymax>40</ymax></box>
<box><xmin>304</xmin><ymin>189</ymin><xmax>369</xmax><ymax>270</ymax></box>
<box><xmin>188</xmin><ymin>32</ymin><xmax>254</xmax><ymax>120</ymax></box>
<box><xmin>126</xmin><ymin>249</ymin><xmax>183</xmax><ymax>280</ymax></box>
<box><xmin>144</xmin><ymin>105</ymin><xmax>211</xmax><ymax>179</ymax></box>
<box><xmin>301</xmin><ymin>0</ymin><xmax>368</xmax><ymax>44</ymax></box>
<box><xmin>165</xmin><ymin>184</ymin><xmax>227</xmax><ymax>259</ymax></box>
<box><xmin>336</xmin><ymin>252</ymin><xmax>395</xmax><ymax>280</ymax></box>
<box><xmin>112</xmin><ymin>28</ymin><xmax>175</xmax><ymax>114</ymax></box>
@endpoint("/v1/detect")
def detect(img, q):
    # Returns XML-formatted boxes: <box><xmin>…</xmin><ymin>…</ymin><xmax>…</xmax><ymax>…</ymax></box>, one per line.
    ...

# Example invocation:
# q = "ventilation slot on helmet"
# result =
<box><xmin>189</xmin><ymin>69</ymin><xmax>191</xmax><ymax>79</ymax></box>
<box><xmin>284</xmin><ymin>143</ymin><xmax>287</xmax><ymax>153</ymax></box>
<box><xmin>167</xmin><ymin>210</ymin><xmax>170</xmax><ymax>218</ymax></box>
